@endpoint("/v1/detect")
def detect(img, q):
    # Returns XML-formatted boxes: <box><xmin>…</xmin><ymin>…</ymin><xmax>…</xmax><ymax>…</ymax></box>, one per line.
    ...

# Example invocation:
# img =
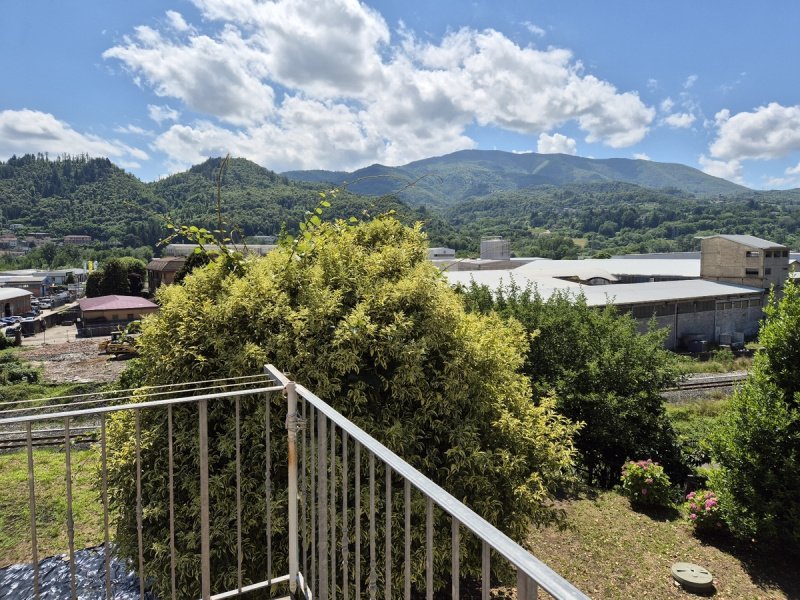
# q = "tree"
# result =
<box><xmin>85</xmin><ymin>257</ymin><xmax>146</xmax><ymax>297</ymax></box>
<box><xmin>106</xmin><ymin>217</ymin><xmax>579</xmax><ymax>597</ymax></box>
<box><xmin>710</xmin><ymin>280</ymin><xmax>800</xmax><ymax>544</ymax></box>
<box><xmin>461</xmin><ymin>281</ymin><xmax>684</xmax><ymax>487</ymax></box>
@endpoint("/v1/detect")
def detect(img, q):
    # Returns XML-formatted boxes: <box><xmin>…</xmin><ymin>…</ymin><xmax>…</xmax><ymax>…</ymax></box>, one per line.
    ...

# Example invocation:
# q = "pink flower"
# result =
<box><xmin>690</xmin><ymin>503</ymin><xmax>697</xmax><ymax>511</ymax></box>
<box><xmin>641</xmin><ymin>488</ymin><xmax>648</xmax><ymax>495</ymax></box>
<box><xmin>687</xmin><ymin>492</ymin><xmax>696</xmax><ymax>500</ymax></box>
<box><xmin>646</xmin><ymin>478</ymin><xmax>653</xmax><ymax>484</ymax></box>
<box><xmin>705</xmin><ymin>499</ymin><xmax>717</xmax><ymax>509</ymax></box>
<box><xmin>690</xmin><ymin>513</ymin><xmax>697</xmax><ymax>520</ymax></box>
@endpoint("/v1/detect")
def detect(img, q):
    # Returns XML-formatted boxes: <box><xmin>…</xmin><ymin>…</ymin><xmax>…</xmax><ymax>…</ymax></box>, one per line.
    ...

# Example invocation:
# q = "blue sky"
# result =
<box><xmin>2</xmin><ymin>1</ymin><xmax>800</xmax><ymax>189</ymax></box>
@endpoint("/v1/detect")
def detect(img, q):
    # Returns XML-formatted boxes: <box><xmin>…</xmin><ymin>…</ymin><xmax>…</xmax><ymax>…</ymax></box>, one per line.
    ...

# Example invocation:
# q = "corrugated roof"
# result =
<box><xmin>702</xmin><ymin>234</ymin><xmax>786</xmax><ymax>249</ymax></box>
<box><xmin>444</xmin><ymin>271</ymin><xmax>762</xmax><ymax>307</ymax></box>
<box><xmin>146</xmin><ymin>257</ymin><xmax>186</xmax><ymax>272</ymax></box>
<box><xmin>515</xmin><ymin>258</ymin><xmax>699</xmax><ymax>279</ymax></box>
<box><xmin>0</xmin><ymin>288</ymin><xmax>32</xmax><ymax>301</ymax></box>
<box><xmin>79</xmin><ymin>295</ymin><xmax>158</xmax><ymax>312</ymax></box>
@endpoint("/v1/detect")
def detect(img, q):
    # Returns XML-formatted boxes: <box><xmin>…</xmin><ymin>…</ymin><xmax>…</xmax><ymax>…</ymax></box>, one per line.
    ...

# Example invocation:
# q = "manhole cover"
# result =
<box><xmin>671</xmin><ymin>562</ymin><xmax>713</xmax><ymax>591</ymax></box>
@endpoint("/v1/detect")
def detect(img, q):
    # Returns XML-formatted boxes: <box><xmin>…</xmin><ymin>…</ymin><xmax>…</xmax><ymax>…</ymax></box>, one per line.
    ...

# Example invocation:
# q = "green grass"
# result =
<box><xmin>666</xmin><ymin>396</ymin><xmax>729</xmax><ymax>469</ymax></box>
<box><xmin>528</xmin><ymin>489</ymin><xmax>799</xmax><ymax>599</ymax></box>
<box><xmin>0</xmin><ymin>448</ymin><xmax>104</xmax><ymax>567</ymax></box>
<box><xmin>675</xmin><ymin>349</ymin><xmax>751</xmax><ymax>375</ymax></box>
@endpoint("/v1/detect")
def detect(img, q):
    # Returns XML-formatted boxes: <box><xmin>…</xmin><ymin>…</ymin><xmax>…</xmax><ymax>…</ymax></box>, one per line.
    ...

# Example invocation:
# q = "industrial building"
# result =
<box><xmin>441</xmin><ymin>234</ymin><xmax>792</xmax><ymax>350</ymax></box>
<box><xmin>1</xmin><ymin>288</ymin><xmax>33</xmax><ymax>317</ymax></box>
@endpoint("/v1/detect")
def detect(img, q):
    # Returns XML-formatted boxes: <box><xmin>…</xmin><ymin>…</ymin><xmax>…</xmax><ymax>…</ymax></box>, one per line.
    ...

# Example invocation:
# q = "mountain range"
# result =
<box><xmin>283</xmin><ymin>149</ymin><xmax>752</xmax><ymax>208</ymax></box>
<box><xmin>1</xmin><ymin>151</ymin><xmax>798</xmax><ymax>259</ymax></box>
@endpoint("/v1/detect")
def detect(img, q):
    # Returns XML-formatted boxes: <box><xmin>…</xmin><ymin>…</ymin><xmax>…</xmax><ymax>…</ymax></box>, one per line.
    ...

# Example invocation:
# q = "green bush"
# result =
<box><xmin>461</xmin><ymin>282</ymin><xmax>685</xmax><ymax>487</ymax></box>
<box><xmin>685</xmin><ymin>489</ymin><xmax>722</xmax><ymax>532</ymax></box>
<box><xmin>620</xmin><ymin>459</ymin><xmax>672</xmax><ymax>507</ymax></box>
<box><xmin>710</xmin><ymin>280</ymin><xmax>800</xmax><ymax>545</ymax></box>
<box><xmin>106</xmin><ymin>217</ymin><xmax>579</xmax><ymax>598</ymax></box>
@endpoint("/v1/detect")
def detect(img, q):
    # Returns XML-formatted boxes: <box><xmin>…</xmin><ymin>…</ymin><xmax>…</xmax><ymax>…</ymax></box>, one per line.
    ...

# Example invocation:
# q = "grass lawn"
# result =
<box><xmin>0</xmin><ymin>448</ymin><xmax>104</xmax><ymax>567</ymax></box>
<box><xmin>528</xmin><ymin>489</ymin><xmax>799</xmax><ymax>599</ymax></box>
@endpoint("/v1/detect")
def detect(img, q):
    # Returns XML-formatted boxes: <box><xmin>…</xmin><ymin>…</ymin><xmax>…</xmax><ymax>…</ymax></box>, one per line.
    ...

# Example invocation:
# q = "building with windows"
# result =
<box><xmin>700</xmin><ymin>234</ymin><xmax>789</xmax><ymax>291</ymax></box>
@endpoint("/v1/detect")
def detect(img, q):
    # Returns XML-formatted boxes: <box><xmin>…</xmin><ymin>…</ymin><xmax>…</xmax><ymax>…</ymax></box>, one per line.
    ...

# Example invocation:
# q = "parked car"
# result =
<box><xmin>4</xmin><ymin>325</ymin><xmax>20</xmax><ymax>337</ymax></box>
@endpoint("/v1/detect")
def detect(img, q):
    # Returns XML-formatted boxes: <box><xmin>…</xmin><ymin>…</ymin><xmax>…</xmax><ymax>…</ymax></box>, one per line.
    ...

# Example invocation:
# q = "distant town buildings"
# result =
<box><xmin>63</xmin><ymin>234</ymin><xmax>92</xmax><ymax>245</ymax></box>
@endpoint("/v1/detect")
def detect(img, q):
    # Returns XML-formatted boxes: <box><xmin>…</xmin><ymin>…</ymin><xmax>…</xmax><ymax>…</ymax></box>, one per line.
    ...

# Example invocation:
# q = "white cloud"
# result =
<box><xmin>647</xmin><ymin>78</ymin><xmax>658</xmax><ymax>91</ymax></box>
<box><xmin>522</xmin><ymin>21</ymin><xmax>546</xmax><ymax>37</ymax></box>
<box><xmin>659</xmin><ymin>97</ymin><xmax>674</xmax><ymax>113</ymax></box>
<box><xmin>633</xmin><ymin>152</ymin><xmax>650</xmax><ymax>160</ymax></box>
<box><xmin>698</xmin><ymin>154</ymin><xmax>743</xmax><ymax>184</ymax></box>
<box><xmin>663</xmin><ymin>112</ymin><xmax>696</xmax><ymax>129</ymax></box>
<box><xmin>0</xmin><ymin>109</ymin><xmax>148</xmax><ymax>162</ymax></box>
<box><xmin>166</xmin><ymin>10</ymin><xmax>191</xmax><ymax>32</ymax></box>
<box><xmin>114</xmin><ymin>124</ymin><xmax>153</xmax><ymax>136</ymax></box>
<box><xmin>147</xmin><ymin>104</ymin><xmax>181</xmax><ymax>125</ymax></box>
<box><xmin>683</xmin><ymin>74</ymin><xmax>698</xmax><ymax>89</ymax></box>
<box><xmin>537</xmin><ymin>132</ymin><xmax>576</xmax><ymax>155</ymax></box>
<box><xmin>786</xmin><ymin>162</ymin><xmax>800</xmax><ymax>175</ymax></box>
<box><xmin>104</xmin><ymin>0</ymin><xmax>656</xmax><ymax>171</ymax></box>
<box><xmin>709</xmin><ymin>103</ymin><xmax>800</xmax><ymax>161</ymax></box>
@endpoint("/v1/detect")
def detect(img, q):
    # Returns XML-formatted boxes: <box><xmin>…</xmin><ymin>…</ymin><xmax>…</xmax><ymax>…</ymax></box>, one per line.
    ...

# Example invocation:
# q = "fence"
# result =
<box><xmin>0</xmin><ymin>366</ymin><xmax>588</xmax><ymax>600</ymax></box>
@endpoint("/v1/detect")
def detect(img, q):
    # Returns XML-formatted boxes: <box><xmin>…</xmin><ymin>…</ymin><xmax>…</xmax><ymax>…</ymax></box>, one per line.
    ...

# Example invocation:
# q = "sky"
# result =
<box><xmin>2</xmin><ymin>0</ymin><xmax>800</xmax><ymax>189</ymax></box>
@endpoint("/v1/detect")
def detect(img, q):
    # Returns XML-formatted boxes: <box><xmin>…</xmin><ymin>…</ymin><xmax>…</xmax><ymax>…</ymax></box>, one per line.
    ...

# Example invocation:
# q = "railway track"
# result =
<box><xmin>664</xmin><ymin>372</ymin><xmax>748</xmax><ymax>393</ymax></box>
<box><xmin>0</xmin><ymin>426</ymin><xmax>98</xmax><ymax>451</ymax></box>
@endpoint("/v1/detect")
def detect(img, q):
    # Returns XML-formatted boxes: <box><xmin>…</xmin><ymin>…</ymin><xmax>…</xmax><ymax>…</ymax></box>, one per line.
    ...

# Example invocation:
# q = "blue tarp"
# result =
<box><xmin>0</xmin><ymin>546</ymin><xmax>157</xmax><ymax>599</ymax></box>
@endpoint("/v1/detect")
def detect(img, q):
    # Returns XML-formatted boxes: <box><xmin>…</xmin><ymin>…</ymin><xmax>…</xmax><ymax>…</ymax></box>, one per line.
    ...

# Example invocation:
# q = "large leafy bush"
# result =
<box><xmin>710</xmin><ymin>280</ymin><xmax>800</xmax><ymax>545</ymax></box>
<box><xmin>106</xmin><ymin>217</ymin><xmax>578</xmax><ymax>597</ymax></box>
<box><xmin>461</xmin><ymin>282</ymin><xmax>685</xmax><ymax>487</ymax></box>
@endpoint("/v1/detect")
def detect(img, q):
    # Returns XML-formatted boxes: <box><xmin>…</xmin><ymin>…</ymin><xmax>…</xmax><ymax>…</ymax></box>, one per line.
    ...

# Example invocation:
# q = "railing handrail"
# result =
<box><xmin>0</xmin><ymin>384</ymin><xmax>283</xmax><ymax>426</ymax></box>
<box><xmin>271</xmin><ymin>371</ymin><xmax>588</xmax><ymax>600</ymax></box>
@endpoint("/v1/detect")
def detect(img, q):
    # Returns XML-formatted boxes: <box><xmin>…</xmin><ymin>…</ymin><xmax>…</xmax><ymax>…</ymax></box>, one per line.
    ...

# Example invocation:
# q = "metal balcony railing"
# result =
<box><xmin>0</xmin><ymin>366</ymin><xmax>589</xmax><ymax>600</ymax></box>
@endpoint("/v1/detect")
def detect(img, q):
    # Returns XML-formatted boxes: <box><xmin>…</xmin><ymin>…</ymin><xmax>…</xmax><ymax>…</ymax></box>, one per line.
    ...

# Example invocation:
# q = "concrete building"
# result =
<box><xmin>428</xmin><ymin>247</ymin><xmax>456</xmax><ymax>260</ymax></box>
<box><xmin>63</xmin><ymin>234</ymin><xmax>92</xmax><ymax>245</ymax></box>
<box><xmin>0</xmin><ymin>275</ymin><xmax>50</xmax><ymax>297</ymax></box>
<box><xmin>146</xmin><ymin>256</ymin><xmax>187</xmax><ymax>291</ymax></box>
<box><xmin>164</xmin><ymin>243</ymin><xmax>276</xmax><ymax>257</ymax></box>
<box><xmin>480</xmin><ymin>236</ymin><xmax>511</xmax><ymax>260</ymax></box>
<box><xmin>700</xmin><ymin>234</ymin><xmax>789</xmax><ymax>291</ymax></box>
<box><xmin>0</xmin><ymin>288</ymin><xmax>33</xmax><ymax>317</ymax></box>
<box><xmin>77</xmin><ymin>295</ymin><xmax>159</xmax><ymax>336</ymax></box>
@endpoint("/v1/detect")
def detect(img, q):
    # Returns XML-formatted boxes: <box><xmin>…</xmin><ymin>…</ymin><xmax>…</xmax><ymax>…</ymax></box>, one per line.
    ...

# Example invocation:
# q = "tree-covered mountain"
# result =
<box><xmin>283</xmin><ymin>149</ymin><xmax>751</xmax><ymax>207</ymax></box>
<box><xmin>1</xmin><ymin>153</ymin><xmax>799</xmax><ymax>266</ymax></box>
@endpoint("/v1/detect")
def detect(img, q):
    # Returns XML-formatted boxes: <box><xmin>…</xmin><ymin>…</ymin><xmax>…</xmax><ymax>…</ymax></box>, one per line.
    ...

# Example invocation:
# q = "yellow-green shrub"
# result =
<box><xmin>106</xmin><ymin>217</ymin><xmax>578</xmax><ymax>597</ymax></box>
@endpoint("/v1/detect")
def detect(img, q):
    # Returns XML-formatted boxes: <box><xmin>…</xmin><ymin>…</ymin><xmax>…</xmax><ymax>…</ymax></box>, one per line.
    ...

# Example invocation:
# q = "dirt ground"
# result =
<box><xmin>18</xmin><ymin>335</ymin><xmax>129</xmax><ymax>384</ymax></box>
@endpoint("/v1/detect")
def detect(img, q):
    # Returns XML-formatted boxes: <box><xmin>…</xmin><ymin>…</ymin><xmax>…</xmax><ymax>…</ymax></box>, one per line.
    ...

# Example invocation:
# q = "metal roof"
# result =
<box><xmin>701</xmin><ymin>234</ymin><xmax>786</xmax><ymax>249</ymax></box>
<box><xmin>515</xmin><ymin>257</ymin><xmax>699</xmax><ymax>279</ymax></box>
<box><xmin>444</xmin><ymin>271</ymin><xmax>762</xmax><ymax>307</ymax></box>
<box><xmin>0</xmin><ymin>288</ymin><xmax>32</xmax><ymax>301</ymax></box>
<box><xmin>79</xmin><ymin>295</ymin><xmax>158</xmax><ymax>312</ymax></box>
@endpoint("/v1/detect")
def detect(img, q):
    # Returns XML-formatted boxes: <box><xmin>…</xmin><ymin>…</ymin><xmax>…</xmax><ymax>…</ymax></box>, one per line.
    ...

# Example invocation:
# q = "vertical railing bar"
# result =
<box><xmin>517</xmin><ymin>569</ymin><xmax>528</xmax><ymax>600</ymax></box>
<box><xmin>134</xmin><ymin>411</ymin><xmax>144</xmax><ymax>600</ymax></box>
<box><xmin>311</xmin><ymin>406</ymin><xmax>317</xmax><ymax>596</ymax></box>
<box><xmin>404</xmin><ymin>480</ymin><xmax>410</xmax><ymax>600</ymax></box>
<box><xmin>235</xmin><ymin>396</ymin><xmax>243</xmax><ymax>592</ymax></box>
<box><xmin>266</xmin><ymin>391</ymin><xmax>272</xmax><ymax>586</ymax></box>
<box><xmin>168</xmin><ymin>405</ymin><xmax>177</xmax><ymax>600</ymax></box>
<box><xmin>26</xmin><ymin>422</ymin><xmax>40</xmax><ymax>600</ymax></box>
<box><xmin>318</xmin><ymin>409</ymin><xmax>329</xmax><ymax>600</ymax></box>
<box><xmin>287</xmin><ymin>382</ymin><xmax>299</xmax><ymax>596</ymax></box>
<box><xmin>384</xmin><ymin>466</ymin><xmax>391</xmax><ymax>600</ymax></box>
<box><xmin>354</xmin><ymin>441</ymin><xmax>361</xmax><ymax>600</ymax></box>
<box><xmin>301</xmin><ymin>398</ymin><xmax>309</xmax><ymax>599</ymax></box>
<box><xmin>101</xmin><ymin>415</ymin><xmax>112</xmax><ymax>600</ymax></box>
<box><xmin>199</xmin><ymin>399</ymin><xmax>211</xmax><ymax>600</ymax></box>
<box><xmin>451</xmin><ymin>518</ymin><xmax>460</xmax><ymax>600</ymax></box>
<box><xmin>481</xmin><ymin>541</ymin><xmax>490</xmax><ymax>600</ymax></box>
<box><xmin>369</xmin><ymin>452</ymin><xmax>376</xmax><ymax>600</ymax></box>
<box><xmin>65</xmin><ymin>417</ymin><xmax>77</xmax><ymax>600</ymax></box>
<box><xmin>342</xmin><ymin>430</ymin><xmax>349</xmax><ymax>600</ymax></box>
<box><xmin>330</xmin><ymin>422</ymin><xmax>336</xmax><ymax>600</ymax></box>
<box><xmin>425</xmin><ymin>497</ymin><xmax>433</xmax><ymax>600</ymax></box>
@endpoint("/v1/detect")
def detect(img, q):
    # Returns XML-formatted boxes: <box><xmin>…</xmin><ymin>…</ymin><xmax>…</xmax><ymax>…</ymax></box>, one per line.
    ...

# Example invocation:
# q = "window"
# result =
<box><xmin>746</xmin><ymin>250</ymin><xmax>760</xmax><ymax>258</ymax></box>
<box><xmin>765</xmin><ymin>268</ymin><xmax>772</xmax><ymax>275</ymax></box>
<box><xmin>783</xmin><ymin>250</ymin><xmax>789</xmax><ymax>257</ymax></box>
<box><xmin>766</xmin><ymin>251</ymin><xmax>773</xmax><ymax>258</ymax></box>
<box><xmin>745</xmin><ymin>268</ymin><xmax>759</xmax><ymax>276</ymax></box>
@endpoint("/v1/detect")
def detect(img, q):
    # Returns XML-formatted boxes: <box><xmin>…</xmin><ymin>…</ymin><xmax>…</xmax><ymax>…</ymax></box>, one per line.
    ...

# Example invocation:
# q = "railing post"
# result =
<box><xmin>286</xmin><ymin>381</ymin><xmax>299</xmax><ymax>596</ymax></box>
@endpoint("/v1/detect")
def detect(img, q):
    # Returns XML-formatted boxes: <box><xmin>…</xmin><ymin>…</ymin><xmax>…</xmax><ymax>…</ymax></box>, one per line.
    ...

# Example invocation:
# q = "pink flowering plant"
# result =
<box><xmin>685</xmin><ymin>489</ymin><xmax>722</xmax><ymax>530</ymax></box>
<box><xmin>620</xmin><ymin>459</ymin><xmax>672</xmax><ymax>507</ymax></box>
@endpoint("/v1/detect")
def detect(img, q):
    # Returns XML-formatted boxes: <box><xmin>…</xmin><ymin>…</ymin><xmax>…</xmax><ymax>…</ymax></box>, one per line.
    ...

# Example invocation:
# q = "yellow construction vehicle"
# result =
<box><xmin>98</xmin><ymin>321</ymin><xmax>140</xmax><ymax>356</ymax></box>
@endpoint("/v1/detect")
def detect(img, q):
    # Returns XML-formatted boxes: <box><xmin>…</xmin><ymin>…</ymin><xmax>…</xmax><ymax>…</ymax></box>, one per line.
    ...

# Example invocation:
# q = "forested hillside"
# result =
<box><xmin>284</xmin><ymin>149</ymin><xmax>751</xmax><ymax>207</ymax></box>
<box><xmin>1</xmin><ymin>153</ymin><xmax>799</xmax><ymax>262</ymax></box>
